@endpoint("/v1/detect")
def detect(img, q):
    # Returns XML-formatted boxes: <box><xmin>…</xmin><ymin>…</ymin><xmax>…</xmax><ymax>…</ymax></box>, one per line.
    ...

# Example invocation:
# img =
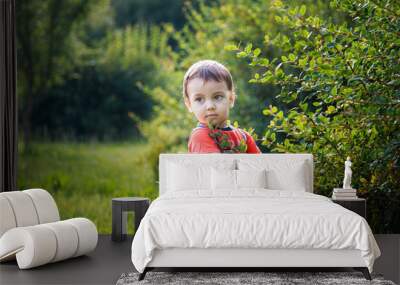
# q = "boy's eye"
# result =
<box><xmin>215</xmin><ymin>95</ymin><xmax>224</xmax><ymax>100</ymax></box>
<box><xmin>194</xmin><ymin>97</ymin><xmax>203</xmax><ymax>102</ymax></box>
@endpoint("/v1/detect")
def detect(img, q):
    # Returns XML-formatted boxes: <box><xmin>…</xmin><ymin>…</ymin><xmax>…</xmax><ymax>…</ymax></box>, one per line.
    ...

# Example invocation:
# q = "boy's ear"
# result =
<box><xmin>229</xmin><ymin>92</ymin><xmax>236</xmax><ymax>108</ymax></box>
<box><xmin>184</xmin><ymin>97</ymin><xmax>193</xmax><ymax>112</ymax></box>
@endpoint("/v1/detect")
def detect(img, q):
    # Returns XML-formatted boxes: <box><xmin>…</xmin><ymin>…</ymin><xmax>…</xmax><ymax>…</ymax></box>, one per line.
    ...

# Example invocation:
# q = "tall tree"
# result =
<box><xmin>111</xmin><ymin>0</ymin><xmax>186</xmax><ymax>30</ymax></box>
<box><xmin>16</xmin><ymin>0</ymin><xmax>94</xmax><ymax>144</ymax></box>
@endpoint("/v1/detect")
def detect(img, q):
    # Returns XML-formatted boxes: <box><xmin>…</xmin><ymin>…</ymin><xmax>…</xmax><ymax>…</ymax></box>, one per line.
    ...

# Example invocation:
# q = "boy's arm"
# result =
<box><xmin>244</xmin><ymin>132</ymin><xmax>261</xmax><ymax>153</ymax></box>
<box><xmin>188</xmin><ymin>129</ymin><xmax>221</xmax><ymax>153</ymax></box>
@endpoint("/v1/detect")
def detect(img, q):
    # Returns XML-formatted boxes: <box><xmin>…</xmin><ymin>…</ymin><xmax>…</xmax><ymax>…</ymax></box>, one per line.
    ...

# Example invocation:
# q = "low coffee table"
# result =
<box><xmin>112</xmin><ymin>197</ymin><xmax>150</xmax><ymax>242</ymax></box>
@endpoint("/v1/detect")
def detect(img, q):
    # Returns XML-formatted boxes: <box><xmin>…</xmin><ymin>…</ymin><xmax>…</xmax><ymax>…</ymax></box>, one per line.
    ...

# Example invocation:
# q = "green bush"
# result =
<box><xmin>32</xmin><ymin>24</ymin><xmax>174</xmax><ymax>140</ymax></box>
<box><xmin>234</xmin><ymin>0</ymin><xmax>400</xmax><ymax>233</ymax></box>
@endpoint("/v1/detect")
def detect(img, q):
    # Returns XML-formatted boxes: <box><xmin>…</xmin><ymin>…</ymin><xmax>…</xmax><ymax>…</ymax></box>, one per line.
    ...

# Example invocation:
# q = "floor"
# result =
<box><xmin>374</xmin><ymin>234</ymin><xmax>400</xmax><ymax>284</ymax></box>
<box><xmin>0</xmin><ymin>235</ymin><xmax>135</xmax><ymax>285</ymax></box>
<box><xmin>1</xmin><ymin>235</ymin><xmax>399</xmax><ymax>285</ymax></box>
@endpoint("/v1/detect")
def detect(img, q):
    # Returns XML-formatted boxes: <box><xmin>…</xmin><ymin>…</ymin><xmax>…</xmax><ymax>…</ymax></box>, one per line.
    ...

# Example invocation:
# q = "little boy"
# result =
<box><xmin>183</xmin><ymin>59</ymin><xmax>261</xmax><ymax>153</ymax></box>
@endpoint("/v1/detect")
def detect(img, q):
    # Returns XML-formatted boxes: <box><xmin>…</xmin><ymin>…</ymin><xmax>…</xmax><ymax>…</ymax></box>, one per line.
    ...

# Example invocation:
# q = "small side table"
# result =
<box><xmin>332</xmin><ymin>198</ymin><xmax>366</xmax><ymax>219</ymax></box>
<box><xmin>112</xmin><ymin>197</ymin><xmax>150</xmax><ymax>242</ymax></box>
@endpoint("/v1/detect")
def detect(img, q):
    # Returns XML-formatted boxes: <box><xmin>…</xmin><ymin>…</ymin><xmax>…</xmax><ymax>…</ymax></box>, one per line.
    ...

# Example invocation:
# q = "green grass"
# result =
<box><xmin>18</xmin><ymin>140</ymin><xmax>158</xmax><ymax>234</ymax></box>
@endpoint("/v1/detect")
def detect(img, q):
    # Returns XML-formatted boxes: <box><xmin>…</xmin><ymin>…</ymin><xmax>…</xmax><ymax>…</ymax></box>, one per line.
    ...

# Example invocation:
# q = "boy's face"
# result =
<box><xmin>185</xmin><ymin>78</ymin><xmax>235</xmax><ymax>128</ymax></box>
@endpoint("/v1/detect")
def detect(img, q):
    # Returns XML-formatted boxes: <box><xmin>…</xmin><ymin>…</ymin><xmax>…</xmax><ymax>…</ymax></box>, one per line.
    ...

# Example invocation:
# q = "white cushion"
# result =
<box><xmin>1</xmin><ymin>191</ymin><xmax>40</xmax><ymax>227</ymax></box>
<box><xmin>42</xmin><ymin>221</ymin><xmax>79</xmax><ymax>262</ymax></box>
<box><xmin>64</xmin><ymin>218</ymin><xmax>98</xmax><ymax>257</ymax></box>
<box><xmin>236</xmin><ymin>169</ymin><xmax>267</xmax><ymax>189</ymax></box>
<box><xmin>211</xmin><ymin>168</ymin><xmax>267</xmax><ymax>191</ymax></box>
<box><xmin>23</xmin><ymin>189</ymin><xmax>60</xmax><ymax>223</ymax></box>
<box><xmin>0</xmin><ymin>196</ymin><xmax>16</xmax><ymax>237</ymax></box>
<box><xmin>167</xmin><ymin>160</ymin><xmax>236</xmax><ymax>192</ymax></box>
<box><xmin>211</xmin><ymin>168</ymin><xmax>236</xmax><ymax>190</ymax></box>
<box><xmin>266</xmin><ymin>163</ymin><xmax>307</xmax><ymax>191</ymax></box>
<box><xmin>167</xmin><ymin>162</ymin><xmax>211</xmax><ymax>191</ymax></box>
<box><xmin>160</xmin><ymin>155</ymin><xmax>237</xmax><ymax>194</ymax></box>
<box><xmin>238</xmin><ymin>159</ymin><xmax>308</xmax><ymax>191</ymax></box>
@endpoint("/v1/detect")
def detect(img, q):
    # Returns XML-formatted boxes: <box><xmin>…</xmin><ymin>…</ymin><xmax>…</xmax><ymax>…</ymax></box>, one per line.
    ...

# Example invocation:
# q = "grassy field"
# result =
<box><xmin>17</xmin><ymin>141</ymin><xmax>157</xmax><ymax>234</ymax></box>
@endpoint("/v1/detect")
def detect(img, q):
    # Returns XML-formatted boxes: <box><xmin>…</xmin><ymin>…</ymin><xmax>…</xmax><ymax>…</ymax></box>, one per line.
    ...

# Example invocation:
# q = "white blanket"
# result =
<box><xmin>131</xmin><ymin>190</ymin><xmax>380</xmax><ymax>273</ymax></box>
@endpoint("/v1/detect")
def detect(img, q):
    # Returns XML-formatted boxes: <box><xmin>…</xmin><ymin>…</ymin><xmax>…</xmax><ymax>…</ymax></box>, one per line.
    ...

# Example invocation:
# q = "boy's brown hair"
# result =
<box><xmin>182</xmin><ymin>60</ymin><xmax>235</xmax><ymax>99</ymax></box>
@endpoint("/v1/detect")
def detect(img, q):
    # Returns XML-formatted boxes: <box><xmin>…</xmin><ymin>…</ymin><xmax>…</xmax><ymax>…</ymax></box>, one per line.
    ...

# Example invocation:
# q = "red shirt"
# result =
<box><xmin>188</xmin><ymin>123</ymin><xmax>261</xmax><ymax>153</ymax></box>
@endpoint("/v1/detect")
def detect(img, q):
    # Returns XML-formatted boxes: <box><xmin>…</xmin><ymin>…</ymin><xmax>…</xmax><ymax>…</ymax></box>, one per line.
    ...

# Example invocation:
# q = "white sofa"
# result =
<box><xmin>0</xmin><ymin>188</ymin><xmax>98</xmax><ymax>269</ymax></box>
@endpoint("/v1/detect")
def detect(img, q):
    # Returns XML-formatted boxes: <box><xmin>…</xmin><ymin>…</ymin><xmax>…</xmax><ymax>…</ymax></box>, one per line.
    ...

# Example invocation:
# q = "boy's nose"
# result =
<box><xmin>206</xmin><ymin>101</ymin><xmax>216</xmax><ymax>110</ymax></box>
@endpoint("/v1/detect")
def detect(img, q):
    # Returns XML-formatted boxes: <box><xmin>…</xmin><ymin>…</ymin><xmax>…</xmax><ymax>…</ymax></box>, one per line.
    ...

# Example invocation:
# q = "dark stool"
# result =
<box><xmin>112</xmin><ymin>197</ymin><xmax>150</xmax><ymax>242</ymax></box>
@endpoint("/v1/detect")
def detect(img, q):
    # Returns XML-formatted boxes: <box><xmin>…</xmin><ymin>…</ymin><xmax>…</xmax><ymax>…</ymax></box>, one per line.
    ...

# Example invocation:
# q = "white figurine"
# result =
<box><xmin>343</xmin><ymin>156</ymin><xmax>352</xmax><ymax>189</ymax></box>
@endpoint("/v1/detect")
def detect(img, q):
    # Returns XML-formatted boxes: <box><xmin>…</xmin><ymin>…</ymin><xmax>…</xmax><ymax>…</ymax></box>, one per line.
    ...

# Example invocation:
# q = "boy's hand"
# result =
<box><xmin>233</xmin><ymin>139</ymin><xmax>248</xmax><ymax>153</ymax></box>
<box><xmin>207</xmin><ymin>121</ymin><xmax>247</xmax><ymax>153</ymax></box>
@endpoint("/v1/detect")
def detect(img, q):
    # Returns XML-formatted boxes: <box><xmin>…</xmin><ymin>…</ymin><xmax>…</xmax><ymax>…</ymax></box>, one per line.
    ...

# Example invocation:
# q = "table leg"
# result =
<box><xmin>112</xmin><ymin>202</ymin><xmax>124</xmax><ymax>241</ymax></box>
<box><xmin>122</xmin><ymin>211</ymin><xmax>127</xmax><ymax>237</ymax></box>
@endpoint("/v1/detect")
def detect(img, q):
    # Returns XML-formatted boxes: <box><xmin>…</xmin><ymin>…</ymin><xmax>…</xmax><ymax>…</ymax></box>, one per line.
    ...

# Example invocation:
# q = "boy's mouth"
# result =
<box><xmin>206</xmin><ymin>114</ymin><xmax>218</xmax><ymax>118</ymax></box>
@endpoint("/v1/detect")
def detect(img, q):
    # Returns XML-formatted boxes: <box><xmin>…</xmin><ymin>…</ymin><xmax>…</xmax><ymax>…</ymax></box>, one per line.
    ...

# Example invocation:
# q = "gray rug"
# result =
<box><xmin>116</xmin><ymin>271</ymin><xmax>396</xmax><ymax>285</ymax></box>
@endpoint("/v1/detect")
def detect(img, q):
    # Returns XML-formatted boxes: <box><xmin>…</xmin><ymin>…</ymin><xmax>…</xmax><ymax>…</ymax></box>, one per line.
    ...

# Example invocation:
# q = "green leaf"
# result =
<box><xmin>326</xmin><ymin>106</ymin><xmax>336</xmax><ymax>114</ymax></box>
<box><xmin>342</xmin><ymin>88</ymin><xmax>353</xmax><ymax>95</ymax></box>
<box><xmin>236</xmin><ymin>51</ymin><xmax>247</xmax><ymax>58</ymax></box>
<box><xmin>272</xmin><ymin>0</ymin><xmax>283</xmax><ymax>8</ymax></box>
<box><xmin>309</xmin><ymin>59</ymin><xmax>315</xmax><ymax>69</ymax></box>
<box><xmin>299</xmin><ymin>5</ymin><xmax>306</xmax><ymax>16</ymax></box>
<box><xmin>299</xmin><ymin>57</ymin><xmax>307</xmax><ymax>67</ymax></box>
<box><xmin>263</xmin><ymin>109</ymin><xmax>271</xmax><ymax>116</ymax></box>
<box><xmin>288</xmin><ymin>111</ymin><xmax>297</xmax><ymax>119</ymax></box>
<box><xmin>300</xmin><ymin>103</ymin><xmax>308</xmax><ymax>111</ymax></box>
<box><xmin>259</xmin><ymin>58</ymin><xmax>270</xmax><ymax>66</ymax></box>
<box><xmin>244</xmin><ymin>43</ymin><xmax>253</xmax><ymax>53</ymax></box>
<box><xmin>335</xmin><ymin>44</ymin><xmax>343</xmax><ymax>51</ymax></box>
<box><xmin>253</xmin><ymin>48</ymin><xmax>261</xmax><ymax>57</ymax></box>
<box><xmin>289</xmin><ymin>53</ymin><xmax>296</xmax><ymax>61</ymax></box>
<box><xmin>275</xmin><ymin>16</ymin><xmax>282</xmax><ymax>23</ymax></box>
<box><xmin>224</xmin><ymin>44</ymin><xmax>238</xmax><ymax>51</ymax></box>
<box><xmin>281</xmin><ymin>55</ymin><xmax>288</xmax><ymax>62</ymax></box>
<box><xmin>260</xmin><ymin>75</ymin><xmax>273</xmax><ymax>83</ymax></box>
<box><xmin>331</xmin><ymin>86</ymin><xmax>337</xmax><ymax>96</ymax></box>
<box><xmin>275</xmin><ymin>69</ymin><xmax>284</xmax><ymax>77</ymax></box>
